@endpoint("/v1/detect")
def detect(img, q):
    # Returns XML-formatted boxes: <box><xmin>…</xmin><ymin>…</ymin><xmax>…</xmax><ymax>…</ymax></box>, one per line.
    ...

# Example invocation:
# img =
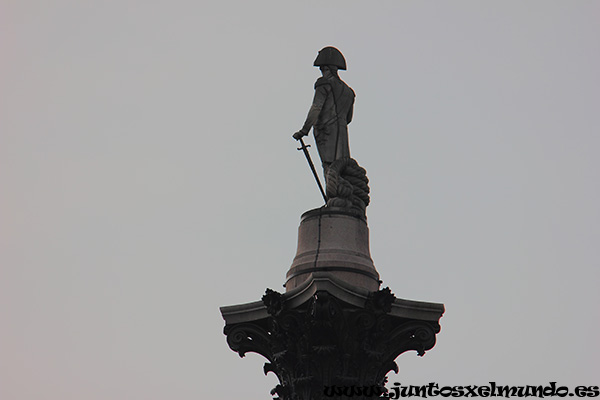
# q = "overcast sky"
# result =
<box><xmin>1</xmin><ymin>1</ymin><xmax>599</xmax><ymax>399</ymax></box>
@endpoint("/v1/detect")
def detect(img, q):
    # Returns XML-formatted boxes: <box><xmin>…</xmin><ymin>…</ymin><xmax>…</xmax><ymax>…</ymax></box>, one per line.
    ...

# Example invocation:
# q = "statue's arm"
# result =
<box><xmin>300</xmin><ymin>104</ymin><xmax>321</xmax><ymax>135</ymax></box>
<box><xmin>296</xmin><ymin>85</ymin><xmax>328</xmax><ymax>137</ymax></box>
<box><xmin>346</xmin><ymin>98</ymin><xmax>354</xmax><ymax>124</ymax></box>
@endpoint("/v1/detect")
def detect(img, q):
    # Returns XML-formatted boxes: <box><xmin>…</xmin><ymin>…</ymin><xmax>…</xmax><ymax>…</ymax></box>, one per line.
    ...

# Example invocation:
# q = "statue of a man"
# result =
<box><xmin>293</xmin><ymin>47</ymin><xmax>355</xmax><ymax>168</ymax></box>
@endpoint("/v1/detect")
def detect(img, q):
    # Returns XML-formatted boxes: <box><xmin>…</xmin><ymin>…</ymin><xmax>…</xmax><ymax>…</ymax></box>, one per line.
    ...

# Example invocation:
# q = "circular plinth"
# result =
<box><xmin>285</xmin><ymin>207</ymin><xmax>380</xmax><ymax>292</ymax></box>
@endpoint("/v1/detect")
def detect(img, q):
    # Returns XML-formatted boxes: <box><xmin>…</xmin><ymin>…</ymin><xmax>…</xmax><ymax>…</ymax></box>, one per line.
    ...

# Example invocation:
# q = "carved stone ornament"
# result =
<box><xmin>222</xmin><ymin>275</ymin><xmax>443</xmax><ymax>400</ymax></box>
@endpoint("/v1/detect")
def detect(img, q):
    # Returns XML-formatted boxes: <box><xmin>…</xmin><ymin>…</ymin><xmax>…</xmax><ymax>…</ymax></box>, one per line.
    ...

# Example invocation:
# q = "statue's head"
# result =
<box><xmin>313</xmin><ymin>46</ymin><xmax>346</xmax><ymax>70</ymax></box>
<box><xmin>319</xmin><ymin>65</ymin><xmax>339</xmax><ymax>78</ymax></box>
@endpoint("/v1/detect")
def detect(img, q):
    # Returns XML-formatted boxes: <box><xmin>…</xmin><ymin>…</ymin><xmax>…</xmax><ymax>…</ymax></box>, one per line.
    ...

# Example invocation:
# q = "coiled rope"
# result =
<box><xmin>325</xmin><ymin>157</ymin><xmax>370</xmax><ymax>212</ymax></box>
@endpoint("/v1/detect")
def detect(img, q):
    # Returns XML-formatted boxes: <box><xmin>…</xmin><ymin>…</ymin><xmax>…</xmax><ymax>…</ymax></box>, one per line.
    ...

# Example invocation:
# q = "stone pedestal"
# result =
<box><xmin>220</xmin><ymin>208</ymin><xmax>444</xmax><ymax>400</ymax></box>
<box><xmin>286</xmin><ymin>208</ymin><xmax>380</xmax><ymax>292</ymax></box>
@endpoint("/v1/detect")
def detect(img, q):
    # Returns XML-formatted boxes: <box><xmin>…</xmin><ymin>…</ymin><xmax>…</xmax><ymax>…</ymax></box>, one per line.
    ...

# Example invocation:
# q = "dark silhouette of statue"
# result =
<box><xmin>293</xmin><ymin>47</ymin><xmax>370</xmax><ymax>213</ymax></box>
<box><xmin>293</xmin><ymin>47</ymin><xmax>355</xmax><ymax>168</ymax></box>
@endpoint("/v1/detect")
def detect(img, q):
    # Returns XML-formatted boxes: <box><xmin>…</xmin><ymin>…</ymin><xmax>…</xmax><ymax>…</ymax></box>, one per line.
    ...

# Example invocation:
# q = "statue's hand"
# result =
<box><xmin>292</xmin><ymin>131</ymin><xmax>306</xmax><ymax>140</ymax></box>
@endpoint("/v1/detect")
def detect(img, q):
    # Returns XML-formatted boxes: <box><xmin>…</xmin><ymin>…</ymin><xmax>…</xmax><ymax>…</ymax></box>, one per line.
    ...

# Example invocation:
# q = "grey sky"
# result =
<box><xmin>1</xmin><ymin>1</ymin><xmax>599</xmax><ymax>399</ymax></box>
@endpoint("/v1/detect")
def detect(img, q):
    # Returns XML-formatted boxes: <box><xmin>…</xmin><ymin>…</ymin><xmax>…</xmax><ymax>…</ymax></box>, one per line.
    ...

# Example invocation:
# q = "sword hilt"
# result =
<box><xmin>297</xmin><ymin>138</ymin><xmax>310</xmax><ymax>151</ymax></box>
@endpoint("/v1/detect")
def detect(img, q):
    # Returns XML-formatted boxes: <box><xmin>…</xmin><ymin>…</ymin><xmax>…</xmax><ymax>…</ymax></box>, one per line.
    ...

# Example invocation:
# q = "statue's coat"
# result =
<box><xmin>300</xmin><ymin>75</ymin><xmax>355</xmax><ymax>165</ymax></box>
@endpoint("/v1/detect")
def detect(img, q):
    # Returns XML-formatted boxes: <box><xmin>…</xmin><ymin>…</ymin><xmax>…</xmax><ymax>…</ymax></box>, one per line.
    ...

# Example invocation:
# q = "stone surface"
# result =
<box><xmin>221</xmin><ymin>272</ymin><xmax>445</xmax><ymax>324</ymax></box>
<box><xmin>285</xmin><ymin>207</ymin><xmax>380</xmax><ymax>292</ymax></box>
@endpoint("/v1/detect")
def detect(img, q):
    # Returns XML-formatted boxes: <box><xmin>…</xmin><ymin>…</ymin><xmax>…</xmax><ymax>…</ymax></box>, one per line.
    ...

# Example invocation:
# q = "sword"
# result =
<box><xmin>297</xmin><ymin>137</ymin><xmax>327</xmax><ymax>203</ymax></box>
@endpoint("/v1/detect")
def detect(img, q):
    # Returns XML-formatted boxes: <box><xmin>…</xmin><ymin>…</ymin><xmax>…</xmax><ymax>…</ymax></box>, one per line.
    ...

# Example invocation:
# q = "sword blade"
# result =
<box><xmin>298</xmin><ymin>138</ymin><xmax>327</xmax><ymax>203</ymax></box>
